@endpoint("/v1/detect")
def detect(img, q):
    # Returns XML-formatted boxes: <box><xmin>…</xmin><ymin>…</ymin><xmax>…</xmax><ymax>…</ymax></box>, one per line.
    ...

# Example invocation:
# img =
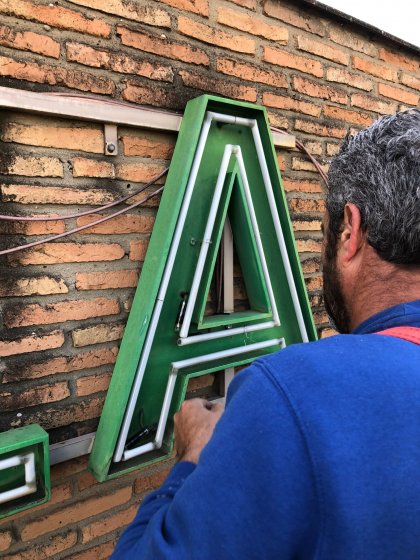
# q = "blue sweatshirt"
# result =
<box><xmin>112</xmin><ymin>300</ymin><xmax>420</xmax><ymax>559</ymax></box>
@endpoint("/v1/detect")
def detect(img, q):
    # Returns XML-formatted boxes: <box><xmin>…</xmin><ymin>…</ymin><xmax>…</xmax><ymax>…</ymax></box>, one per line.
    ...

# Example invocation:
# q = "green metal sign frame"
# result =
<box><xmin>89</xmin><ymin>95</ymin><xmax>317</xmax><ymax>482</ymax></box>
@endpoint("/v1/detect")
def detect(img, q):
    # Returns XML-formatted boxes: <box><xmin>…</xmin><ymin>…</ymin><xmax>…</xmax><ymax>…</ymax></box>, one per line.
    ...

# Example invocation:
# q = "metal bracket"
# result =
<box><xmin>104</xmin><ymin>123</ymin><xmax>118</xmax><ymax>156</ymax></box>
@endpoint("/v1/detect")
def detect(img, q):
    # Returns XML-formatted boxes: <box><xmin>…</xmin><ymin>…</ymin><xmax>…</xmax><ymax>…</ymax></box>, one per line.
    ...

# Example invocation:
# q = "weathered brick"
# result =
<box><xmin>4</xmin><ymin>297</ymin><xmax>120</xmax><ymax>328</ymax></box>
<box><xmin>0</xmin><ymin>330</ymin><xmax>64</xmax><ymax>358</ymax></box>
<box><xmin>289</xmin><ymin>198</ymin><xmax>325</xmax><ymax>214</ymax></box>
<box><xmin>115</xmin><ymin>161</ymin><xmax>167</xmax><ymax>182</ymax></box>
<box><xmin>0</xmin><ymin>55</ymin><xmax>115</xmax><ymax>95</ymax></box>
<box><xmin>351</xmin><ymin>93</ymin><xmax>396</xmax><ymax>115</ymax></box>
<box><xmin>178</xmin><ymin>16</ymin><xmax>255</xmax><ymax>54</ymax></box>
<box><xmin>76</xmin><ymin>269</ymin><xmax>139</xmax><ymax>290</ymax></box>
<box><xmin>0</xmin><ymin>219</ymin><xmax>64</xmax><ymax>235</ymax></box>
<box><xmin>129</xmin><ymin>239</ymin><xmax>149</xmax><ymax>261</ymax></box>
<box><xmin>217</xmin><ymin>57</ymin><xmax>287</xmax><ymax>88</ymax></box>
<box><xmin>299</xmin><ymin>140</ymin><xmax>322</xmax><ymax>155</ymax></box>
<box><xmin>296</xmin><ymin>238</ymin><xmax>322</xmax><ymax>253</ymax></box>
<box><xmin>292</xmin><ymin>157</ymin><xmax>329</xmax><ymax>174</ymax></box>
<box><xmin>400</xmin><ymin>73</ymin><xmax>420</xmax><ymax>92</ymax></box>
<box><xmin>323</xmin><ymin>105</ymin><xmax>373</xmax><ymax>126</ymax></box>
<box><xmin>267</xmin><ymin>111</ymin><xmax>288</xmax><ymax>130</ymax></box>
<box><xmin>157</xmin><ymin>0</ymin><xmax>208</xmax><ymax>15</ymax></box>
<box><xmin>81</xmin><ymin>504</ymin><xmax>137</xmax><ymax>543</ymax></box>
<box><xmin>314</xmin><ymin>310</ymin><xmax>329</xmax><ymax>325</ymax></box>
<box><xmin>263</xmin><ymin>0</ymin><xmax>325</xmax><ymax>36</ymax></box>
<box><xmin>378</xmin><ymin>48</ymin><xmax>419</xmax><ymax>72</ymax></box>
<box><xmin>123</xmin><ymin>82</ymin><xmax>173</xmax><ymax>108</ymax></box>
<box><xmin>187</xmin><ymin>373</ymin><xmax>215</xmax><ymax>392</ymax></box>
<box><xmin>0</xmin><ymin>25</ymin><xmax>60</xmax><ymax>58</ymax></box>
<box><xmin>0</xmin><ymin>276</ymin><xmax>68</xmax><ymax>297</ymax></box>
<box><xmin>320</xmin><ymin>327</ymin><xmax>338</xmax><ymax>338</ymax></box>
<box><xmin>282</xmin><ymin>179</ymin><xmax>323</xmax><ymax>193</ymax></box>
<box><xmin>21</xmin><ymin>487</ymin><xmax>132</xmax><ymax>540</ymax></box>
<box><xmin>0</xmin><ymin>0</ymin><xmax>111</xmax><ymax>37</ymax></box>
<box><xmin>0</xmin><ymin>531</ymin><xmax>12</xmax><ymax>552</ymax></box>
<box><xmin>5</xmin><ymin>481</ymin><xmax>72</xmax><ymax>523</ymax></box>
<box><xmin>326</xmin><ymin>143</ymin><xmax>340</xmax><ymax>156</ymax></box>
<box><xmin>325</xmin><ymin>67</ymin><xmax>373</xmax><ymax>92</ymax></box>
<box><xmin>76</xmin><ymin>213</ymin><xmax>154</xmax><ymax>235</ymax></box>
<box><xmin>0</xmin><ymin>381</ymin><xmax>70</xmax><ymax>411</ymax></box>
<box><xmin>352</xmin><ymin>56</ymin><xmax>398</xmax><ymax>82</ymax></box>
<box><xmin>67</xmin><ymin>0</ymin><xmax>170</xmax><ymax>26</ymax></box>
<box><xmin>263</xmin><ymin>47</ymin><xmax>323</xmax><ymax>78</ymax></box>
<box><xmin>2</xmin><ymin>531</ymin><xmax>77</xmax><ymax>560</ymax></box>
<box><xmin>305</xmin><ymin>276</ymin><xmax>323</xmax><ymax>291</ymax></box>
<box><xmin>117</xmin><ymin>26</ymin><xmax>209</xmax><ymax>66</ymax></box>
<box><xmin>8</xmin><ymin>243</ymin><xmax>125</xmax><ymax>266</ymax></box>
<box><xmin>228</xmin><ymin>0</ymin><xmax>256</xmax><ymax>9</ymax></box>
<box><xmin>1</xmin><ymin>184</ymin><xmax>114</xmax><ymax>205</ymax></box>
<box><xmin>134</xmin><ymin>468</ymin><xmax>171</xmax><ymax>494</ymax></box>
<box><xmin>3</xmin><ymin>347</ymin><xmax>118</xmax><ymax>383</ymax></box>
<box><xmin>72</xmin><ymin>323</ymin><xmax>124</xmax><ymax>347</ymax></box>
<box><xmin>1</xmin><ymin>120</ymin><xmax>103</xmax><ymax>152</ymax></box>
<box><xmin>293</xmin><ymin>219</ymin><xmax>321</xmax><ymax>231</ymax></box>
<box><xmin>180</xmin><ymin>70</ymin><xmax>257</xmax><ymax>102</ymax></box>
<box><xmin>121</xmin><ymin>135</ymin><xmax>175</xmax><ymax>159</ymax></box>
<box><xmin>329</xmin><ymin>26</ymin><xmax>377</xmax><ymax>56</ymax></box>
<box><xmin>4</xmin><ymin>154</ymin><xmax>63</xmax><ymax>177</ymax></box>
<box><xmin>296</xmin><ymin>35</ymin><xmax>348</xmax><ymax>65</ymax></box>
<box><xmin>76</xmin><ymin>372</ymin><xmax>112</xmax><ymax>396</ymax></box>
<box><xmin>292</xmin><ymin>75</ymin><xmax>347</xmax><ymax>104</ymax></box>
<box><xmin>66</xmin><ymin>42</ymin><xmax>173</xmax><ymax>82</ymax></box>
<box><xmin>378</xmin><ymin>83</ymin><xmax>419</xmax><ymax>105</ymax></box>
<box><xmin>217</xmin><ymin>6</ymin><xmax>288</xmax><ymax>42</ymax></box>
<box><xmin>301</xmin><ymin>257</ymin><xmax>321</xmax><ymax>274</ymax></box>
<box><xmin>64</xmin><ymin>539</ymin><xmax>116</xmax><ymax>560</ymax></box>
<box><xmin>263</xmin><ymin>92</ymin><xmax>321</xmax><ymax>117</ymax></box>
<box><xmin>294</xmin><ymin>118</ymin><xmax>347</xmax><ymax>139</ymax></box>
<box><xmin>72</xmin><ymin>157</ymin><xmax>115</xmax><ymax>178</ymax></box>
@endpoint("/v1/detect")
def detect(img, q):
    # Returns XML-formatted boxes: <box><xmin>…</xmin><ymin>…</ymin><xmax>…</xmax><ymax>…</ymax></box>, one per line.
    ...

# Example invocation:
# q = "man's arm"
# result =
<box><xmin>111</xmin><ymin>362</ymin><xmax>320</xmax><ymax>559</ymax></box>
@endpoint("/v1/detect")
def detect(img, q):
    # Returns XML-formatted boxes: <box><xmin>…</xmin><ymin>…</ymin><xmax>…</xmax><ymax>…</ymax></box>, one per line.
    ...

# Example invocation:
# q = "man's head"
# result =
<box><xmin>322</xmin><ymin>109</ymin><xmax>420</xmax><ymax>333</ymax></box>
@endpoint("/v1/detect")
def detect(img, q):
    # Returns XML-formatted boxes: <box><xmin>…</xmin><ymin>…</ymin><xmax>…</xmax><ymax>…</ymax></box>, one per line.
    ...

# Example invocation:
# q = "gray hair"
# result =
<box><xmin>327</xmin><ymin>109</ymin><xmax>420</xmax><ymax>265</ymax></box>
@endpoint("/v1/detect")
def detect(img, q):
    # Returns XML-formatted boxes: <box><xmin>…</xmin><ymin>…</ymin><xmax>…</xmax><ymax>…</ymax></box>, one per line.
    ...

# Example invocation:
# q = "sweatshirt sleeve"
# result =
<box><xmin>111</xmin><ymin>361</ymin><xmax>320</xmax><ymax>560</ymax></box>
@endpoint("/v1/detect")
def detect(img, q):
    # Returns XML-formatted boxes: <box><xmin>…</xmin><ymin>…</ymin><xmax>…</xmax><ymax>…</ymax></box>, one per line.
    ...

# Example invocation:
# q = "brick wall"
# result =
<box><xmin>0</xmin><ymin>0</ymin><xmax>419</xmax><ymax>557</ymax></box>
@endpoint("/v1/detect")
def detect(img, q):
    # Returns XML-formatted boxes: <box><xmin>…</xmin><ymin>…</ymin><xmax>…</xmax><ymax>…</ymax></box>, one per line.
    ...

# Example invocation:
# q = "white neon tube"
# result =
<box><xmin>0</xmin><ymin>452</ymin><xmax>36</xmax><ymax>505</ymax></box>
<box><xmin>177</xmin><ymin>320</ymin><xmax>278</xmax><ymax>346</ymax></box>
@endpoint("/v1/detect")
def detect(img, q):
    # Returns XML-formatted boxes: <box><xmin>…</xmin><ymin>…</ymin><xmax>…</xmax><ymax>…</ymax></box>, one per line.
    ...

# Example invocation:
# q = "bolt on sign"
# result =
<box><xmin>89</xmin><ymin>95</ymin><xmax>317</xmax><ymax>481</ymax></box>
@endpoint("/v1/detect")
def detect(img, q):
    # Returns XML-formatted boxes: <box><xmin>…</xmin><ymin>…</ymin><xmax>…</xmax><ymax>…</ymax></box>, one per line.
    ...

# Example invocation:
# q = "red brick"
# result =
<box><xmin>400</xmin><ymin>73</ymin><xmax>420</xmax><ymax>92</ymax></box>
<box><xmin>294</xmin><ymin>118</ymin><xmax>347</xmax><ymax>139</ymax></box>
<box><xmin>21</xmin><ymin>486</ymin><xmax>132</xmax><ymax>540</ymax></box>
<box><xmin>0</xmin><ymin>381</ymin><xmax>70</xmax><ymax>411</ymax></box>
<box><xmin>292</xmin><ymin>157</ymin><xmax>328</xmax><ymax>174</ymax></box>
<box><xmin>3</xmin><ymin>481</ymin><xmax>72</xmax><ymax>522</ymax></box>
<box><xmin>1</xmin><ymin>184</ymin><xmax>114</xmax><ymax>205</ymax></box>
<box><xmin>263</xmin><ymin>0</ymin><xmax>325</xmax><ymax>36</ymax></box>
<box><xmin>81</xmin><ymin>504</ymin><xmax>137</xmax><ymax>543</ymax></box>
<box><xmin>121</xmin><ymin>135</ymin><xmax>175</xmax><ymax>159</ymax></box>
<box><xmin>217</xmin><ymin>57</ymin><xmax>287</xmax><ymax>88</ymax></box>
<box><xmin>228</xmin><ymin>0</ymin><xmax>256</xmax><ymax>9</ymax></box>
<box><xmin>378</xmin><ymin>48</ymin><xmax>419</xmax><ymax>72</ymax></box>
<box><xmin>0</xmin><ymin>531</ymin><xmax>12</xmax><ymax>552</ymax></box>
<box><xmin>3</xmin><ymin>347</ymin><xmax>118</xmax><ymax>383</ymax></box>
<box><xmin>296</xmin><ymin>239</ymin><xmax>322</xmax><ymax>253</ymax></box>
<box><xmin>76</xmin><ymin>372</ymin><xmax>112</xmax><ymax>396</ymax></box>
<box><xmin>178</xmin><ymin>16</ymin><xmax>255</xmax><ymax>54</ymax></box>
<box><xmin>293</xmin><ymin>218</ymin><xmax>321</xmax><ymax>232</ymax></box>
<box><xmin>321</xmin><ymin>327</ymin><xmax>338</xmax><ymax>338</ymax></box>
<box><xmin>76</xmin><ymin>269</ymin><xmax>139</xmax><ymax>290</ymax></box>
<box><xmin>157</xmin><ymin>0</ymin><xmax>208</xmax><ymax>15</ymax></box>
<box><xmin>282</xmin><ymin>179</ymin><xmax>323</xmax><ymax>193</ymax></box>
<box><xmin>0</xmin><ymin>330</ymin><xmax>64</xmax><ymax>358</ymax></box>
<box><xmin>0</xmin><ymin>275</ymin><xmax>68</xmax><ymax>297</ymax></box>
<box><xmin>0</xmin><ymin>219</ymin><xmax>64</xmax><ymax>235</ymax></box>
<box><xmin>123</xmin><ymin>82</ymin><xmax>173</xmax><ymax>108</ymax></box>
<box><xmin>323</xmin><ymin>105</ymin><xmax>373</xmax><ymax>126</ymax></box>
<box><xmin>299</xmin><ymin>140</ymin><xmax>322</xmax><ymax>156</ymax></box>
<box><xmin>2</xmin><ymin>531</ymin><xmax>77</xmax><ymax>560</ymax></box>
<box><xmin>63</xmin><ymin>539</ymin><xmax>116</xmax><ymax>560</ymax></box>
<box><xmin>0</xmin><ymin>25</ymin><xmax>60</xmax><ymax>58</ymax></box>
<box><xmin>72</xmin><ymin>157</ymin><xmax>115</xmax><ymax>178</ymax></box>
<box><xmin>72</xmin><ymin>323</ymin><xmax>124</xmax><ymax>347</ymax></box>
<box><xmin>326</xmin><ymin>143</ymin><xmax>340</xmax><ymax>157</ymax></box>
<box><xmin>180</xmin><ymin>70</ymin><xmax>257</xmax><ymax>102</ymax></box>
<box><xmin>296</xmin><ymin>35</ymin><xmax>348</xmax><ymax>65</ymax></box>
<box><xmin>4</xmin><ymin>154</ymin><xmax>63</xmax><ymax>177</ymax></box>
<box><xmin>263</xmin><ymin>92</ymin><xmax>321</xmax><ymax>117</ymax></box>
<box><xmin>325</xmin><ymin>67</ymin><xmax>373</xmax><ymax>92</ymax></box>
<box><xmin>301</xmin><ymin>257</ymin><xmax>321</xmax><ymax>274</ymax></box>
<box><xmin>0</xmin><ymin>0</ymin><xmax>111</xmax><ymax>37</ymax></box>
<box><xmin>129</xmin><ymin>239</ymin><xmax>149</xmax><ymax>261</ymax></box>
<box><xmin>305</xmin><ymin>276</ymin><xmax>323</xmax><ymax>291</ymax></box>
<box><xmin>134</xmin><ymin>468</ymin><xmax>171</xmax><ymax>494</ymax></box>
<box><xmin>0</xmin><ymin>55</ymin><xmax>115</xmax><ymax>95</ymax></box>
<box><xmin>66</xmin><ymin>42</ymin><xmax>173</xmax><ymax>82</ymax></box>
<box><xmin>351</xmin><ymin>93</ymin><xmax>396</xmax><ymax>115</ymax></box>
<box><xmin>68</xmin><ymin>0</ymin><xmax>170</xmax><ymax>27</ymax></box>
<box><xmin>263</xmin><ymin>47</ymin><xmax>323</xmax><ymax>78</ymax></box>
<box><xmin>314</xmin><ymin>310</ymin><xmax>329</xmax><ymax>325</ymax></box>
<box><xmin>8</xmin><ymin>243</ymin><xmax>125</xmax><ymax>266</ymax></box>
<box><xmin>1</xmin><ymin>120</ymin><xmax>103</xmax><ymax>152</ymax></box>
<box><xmin>267</xmin><ymin>111</ymin><xmax>288</xmax><ymax>130</ymax></box>
<box><xmin>76</xmin><ymin>213</ymin><xmax>154</xmax><ymax>234</ymax></box>
<box><xmin>117</xmin><ymin>26</ymin><xmax>209</xmax><ymax>66</ymax></box>
<box><xmin>4</xmin><ymin>297</ymin><xmax>120</xmax><ymax>328</ymax></box>
<box><xmin>292</xmin><ymin>75</ymin><xmax>347</xmax><ymax>104</ymax></box>
<box><xmin>352</xmin><ymin>56</ymin><xmax>398</xmax><ymax>82</ymax></box>
<box><xmin>329</xmin><ymin>26</ymin><xmax>377</xmax><ymax>56</ymax></box>
<box><xmin>115</xmin><ymin>161</ymin><xmax>167</xmax><ymax>182</ymax></box>
<box><xmin>289</xmin><ymin>198</ymin><xmax>325</xmax><ymax>214</ymax></box>
<box><xmin>217</xmin><ymin>6</ymin><xmax>288</xmax><ymax>42</ymax></box>
<box><xmin>378</xmin><ymin>83</ymin><xmax>419</xmax><ymax>105</ymax></box>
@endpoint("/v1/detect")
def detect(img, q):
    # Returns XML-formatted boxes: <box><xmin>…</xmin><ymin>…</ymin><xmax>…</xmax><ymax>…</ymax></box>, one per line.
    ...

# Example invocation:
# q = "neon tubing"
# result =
<box><xmin>0</xmin><ymin>452</ymin><xmax>36</xmax><ymax>505</ymax></box>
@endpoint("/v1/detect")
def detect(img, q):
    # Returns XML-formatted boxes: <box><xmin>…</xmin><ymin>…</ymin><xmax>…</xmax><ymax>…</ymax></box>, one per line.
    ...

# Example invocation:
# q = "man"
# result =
<box><xmin>112</xmin><ymin>110</ymin><xmax>420</xmax><ymax>559</ymax></box>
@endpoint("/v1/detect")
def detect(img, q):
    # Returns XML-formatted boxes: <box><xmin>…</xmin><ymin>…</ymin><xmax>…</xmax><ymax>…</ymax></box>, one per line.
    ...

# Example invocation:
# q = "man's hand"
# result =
<box><xmin>174</xmin><ymin>399</ymin><xmax>224</xmax><ymax>464</ymax></box>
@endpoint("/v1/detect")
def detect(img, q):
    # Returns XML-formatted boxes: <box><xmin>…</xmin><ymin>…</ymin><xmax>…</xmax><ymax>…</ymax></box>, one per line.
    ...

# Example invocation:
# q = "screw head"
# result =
<box><xmin>107</xmin><ymin>143</ymin><xmax>116</xmax><ymax>153</ymax></box>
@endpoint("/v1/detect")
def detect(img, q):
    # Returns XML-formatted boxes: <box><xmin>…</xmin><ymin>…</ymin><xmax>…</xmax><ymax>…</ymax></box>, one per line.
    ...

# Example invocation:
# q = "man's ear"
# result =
<box><xmin>339</xmin><ymin>203</ymin><xmax>364</xmax><ymax>264</ymax></box>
